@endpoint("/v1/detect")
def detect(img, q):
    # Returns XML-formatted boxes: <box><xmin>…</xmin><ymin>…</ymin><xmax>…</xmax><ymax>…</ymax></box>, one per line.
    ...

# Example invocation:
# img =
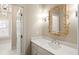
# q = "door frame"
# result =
<box><xmin>12</xmin><ymin>4</ymin><xmax>24</xmax><ymax>54</ymax></box>
<box><xmin>16</xmin><ymin>6</ymin><xmax>24</xmax><ymax>55</ymax></box>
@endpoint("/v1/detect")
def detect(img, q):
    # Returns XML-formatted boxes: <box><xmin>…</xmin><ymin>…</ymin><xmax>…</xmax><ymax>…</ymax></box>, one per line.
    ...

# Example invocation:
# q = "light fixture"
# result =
<box><xmin>42</xmin><ymin>16</ymin><xmax>48</xmax><ymax>22</ymax></box>
<box><xmin>41</xmin><ymin>10</ymin><xmax>48</xmax><ymax>22</ymax></box>
<box><xmin>0</xmin><ymin>4</ymin><xmax>9</xmax><ymax>16</ymax></box>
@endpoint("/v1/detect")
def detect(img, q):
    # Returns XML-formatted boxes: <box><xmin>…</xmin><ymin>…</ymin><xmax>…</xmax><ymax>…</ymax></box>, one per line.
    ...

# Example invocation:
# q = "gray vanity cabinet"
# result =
<box><xmin>31</xmin><ymin>43</ymin><xmax>53</xmax><ymax>55</ymax></box>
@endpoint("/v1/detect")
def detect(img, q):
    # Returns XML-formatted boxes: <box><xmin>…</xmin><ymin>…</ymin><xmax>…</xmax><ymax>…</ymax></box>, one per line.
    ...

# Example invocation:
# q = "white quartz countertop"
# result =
<box><xmin>31</xmin><ymin>37</ymin><xmax>78</xmax><ymax>55</ymax></box>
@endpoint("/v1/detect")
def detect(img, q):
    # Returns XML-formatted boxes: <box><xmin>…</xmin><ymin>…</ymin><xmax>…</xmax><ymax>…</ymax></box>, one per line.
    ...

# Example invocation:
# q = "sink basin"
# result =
<box><xmin>48</xmin><ymin>41</ymin><xmax>61</xmax><ymax>50</ymax></box>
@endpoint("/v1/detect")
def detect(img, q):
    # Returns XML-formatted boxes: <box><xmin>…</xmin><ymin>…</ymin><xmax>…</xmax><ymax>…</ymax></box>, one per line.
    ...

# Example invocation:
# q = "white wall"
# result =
<box><xmin>23</xmin><ymin>5</ymin><xmax>42</xmax><ymax>54</ymax></box>
<box><xmin>12</xmin><ymin>5</ymin><xmax>17</xmax><ymax>49</ymax></box>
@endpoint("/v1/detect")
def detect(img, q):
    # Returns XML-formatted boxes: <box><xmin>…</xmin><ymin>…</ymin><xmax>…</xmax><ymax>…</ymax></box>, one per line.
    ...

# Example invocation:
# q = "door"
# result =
<box><xmin>16</xmin><ymin>7</ymin><xmax>24</xmax><ymax>55</ymax></box>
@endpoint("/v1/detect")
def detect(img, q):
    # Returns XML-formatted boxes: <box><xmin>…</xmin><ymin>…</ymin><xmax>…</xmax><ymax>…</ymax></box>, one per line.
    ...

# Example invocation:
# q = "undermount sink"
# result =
<box><xmin>48</xmin><ymin>40</ymin><xmax>61</xmax><ymax>50</ymax></box>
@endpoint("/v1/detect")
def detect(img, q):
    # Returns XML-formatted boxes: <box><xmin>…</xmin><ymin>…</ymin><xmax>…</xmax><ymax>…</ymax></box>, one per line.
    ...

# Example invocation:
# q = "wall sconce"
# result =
<box><xmin>41</xmin><ymin>12</ymin><xmax>48</xmax><ymax>22</ymax></box>
<box><xmin>38</xmin><ymin>9</ymin><xmax>48</xmax><ymax>22</ymax></box>
<box><xmin>42</xmin><ymin>16</ymin><xmax>48</xmax><ymax>22</ymax></box>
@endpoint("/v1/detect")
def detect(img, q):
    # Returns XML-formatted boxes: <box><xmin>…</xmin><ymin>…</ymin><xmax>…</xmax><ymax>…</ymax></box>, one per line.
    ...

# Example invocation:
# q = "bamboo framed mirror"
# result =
<box><xmin>49</xmin><ymin>4</ymin><xmax>69</xmax><ymax>36</ymax></box>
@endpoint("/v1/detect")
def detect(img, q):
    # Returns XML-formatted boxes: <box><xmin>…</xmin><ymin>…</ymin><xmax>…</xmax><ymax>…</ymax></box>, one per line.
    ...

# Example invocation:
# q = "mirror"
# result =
<box><xmin>49</xmin><ymin>5</ymin><xmax>69</xmax><ymax>36</ymax></box>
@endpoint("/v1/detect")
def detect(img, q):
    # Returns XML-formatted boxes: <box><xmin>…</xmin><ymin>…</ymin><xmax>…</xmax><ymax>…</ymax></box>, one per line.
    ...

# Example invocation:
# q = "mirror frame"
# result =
<box><xmin>48</xmin><ymin>4</ymin><xmax>69</xmax><ymax>36</ymax></box>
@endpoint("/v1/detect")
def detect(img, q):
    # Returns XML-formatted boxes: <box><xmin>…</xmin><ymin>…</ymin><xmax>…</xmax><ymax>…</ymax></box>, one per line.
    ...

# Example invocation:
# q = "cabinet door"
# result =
<box><xmin>31</xmin><ymin>43</ymin><xmax>38</xmax><ymax>55</ymax></box>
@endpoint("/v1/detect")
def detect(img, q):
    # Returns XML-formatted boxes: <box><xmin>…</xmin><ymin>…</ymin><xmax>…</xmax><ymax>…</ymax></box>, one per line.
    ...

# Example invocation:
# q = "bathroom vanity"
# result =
<box><xmin>31</xmin><ymin>37</ymin><xmax>78</xmax><ymax>55</ymax></box>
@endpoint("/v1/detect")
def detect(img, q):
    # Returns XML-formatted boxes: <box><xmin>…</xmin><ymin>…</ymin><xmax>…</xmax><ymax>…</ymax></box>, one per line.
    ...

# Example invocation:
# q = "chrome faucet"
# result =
<box><xmin>53</xmin><ymin>39</ymin><xmax>60</xmax><ymax>45</ymax></box>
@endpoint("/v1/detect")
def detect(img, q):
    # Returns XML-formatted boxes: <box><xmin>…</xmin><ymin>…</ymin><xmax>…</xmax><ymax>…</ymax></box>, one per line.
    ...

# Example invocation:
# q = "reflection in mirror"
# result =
<box><xmin>52</xmin><ymin>15</ymin><xmax>59</xmax><ymax>33</ymax></box>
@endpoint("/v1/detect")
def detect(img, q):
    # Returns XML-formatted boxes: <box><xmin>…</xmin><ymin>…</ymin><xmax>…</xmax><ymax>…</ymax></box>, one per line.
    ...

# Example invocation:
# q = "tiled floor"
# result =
<box><xmin>0</xmin><ymin>37</ymin><xmax>17</xmax><ymax>55</ymax></box>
